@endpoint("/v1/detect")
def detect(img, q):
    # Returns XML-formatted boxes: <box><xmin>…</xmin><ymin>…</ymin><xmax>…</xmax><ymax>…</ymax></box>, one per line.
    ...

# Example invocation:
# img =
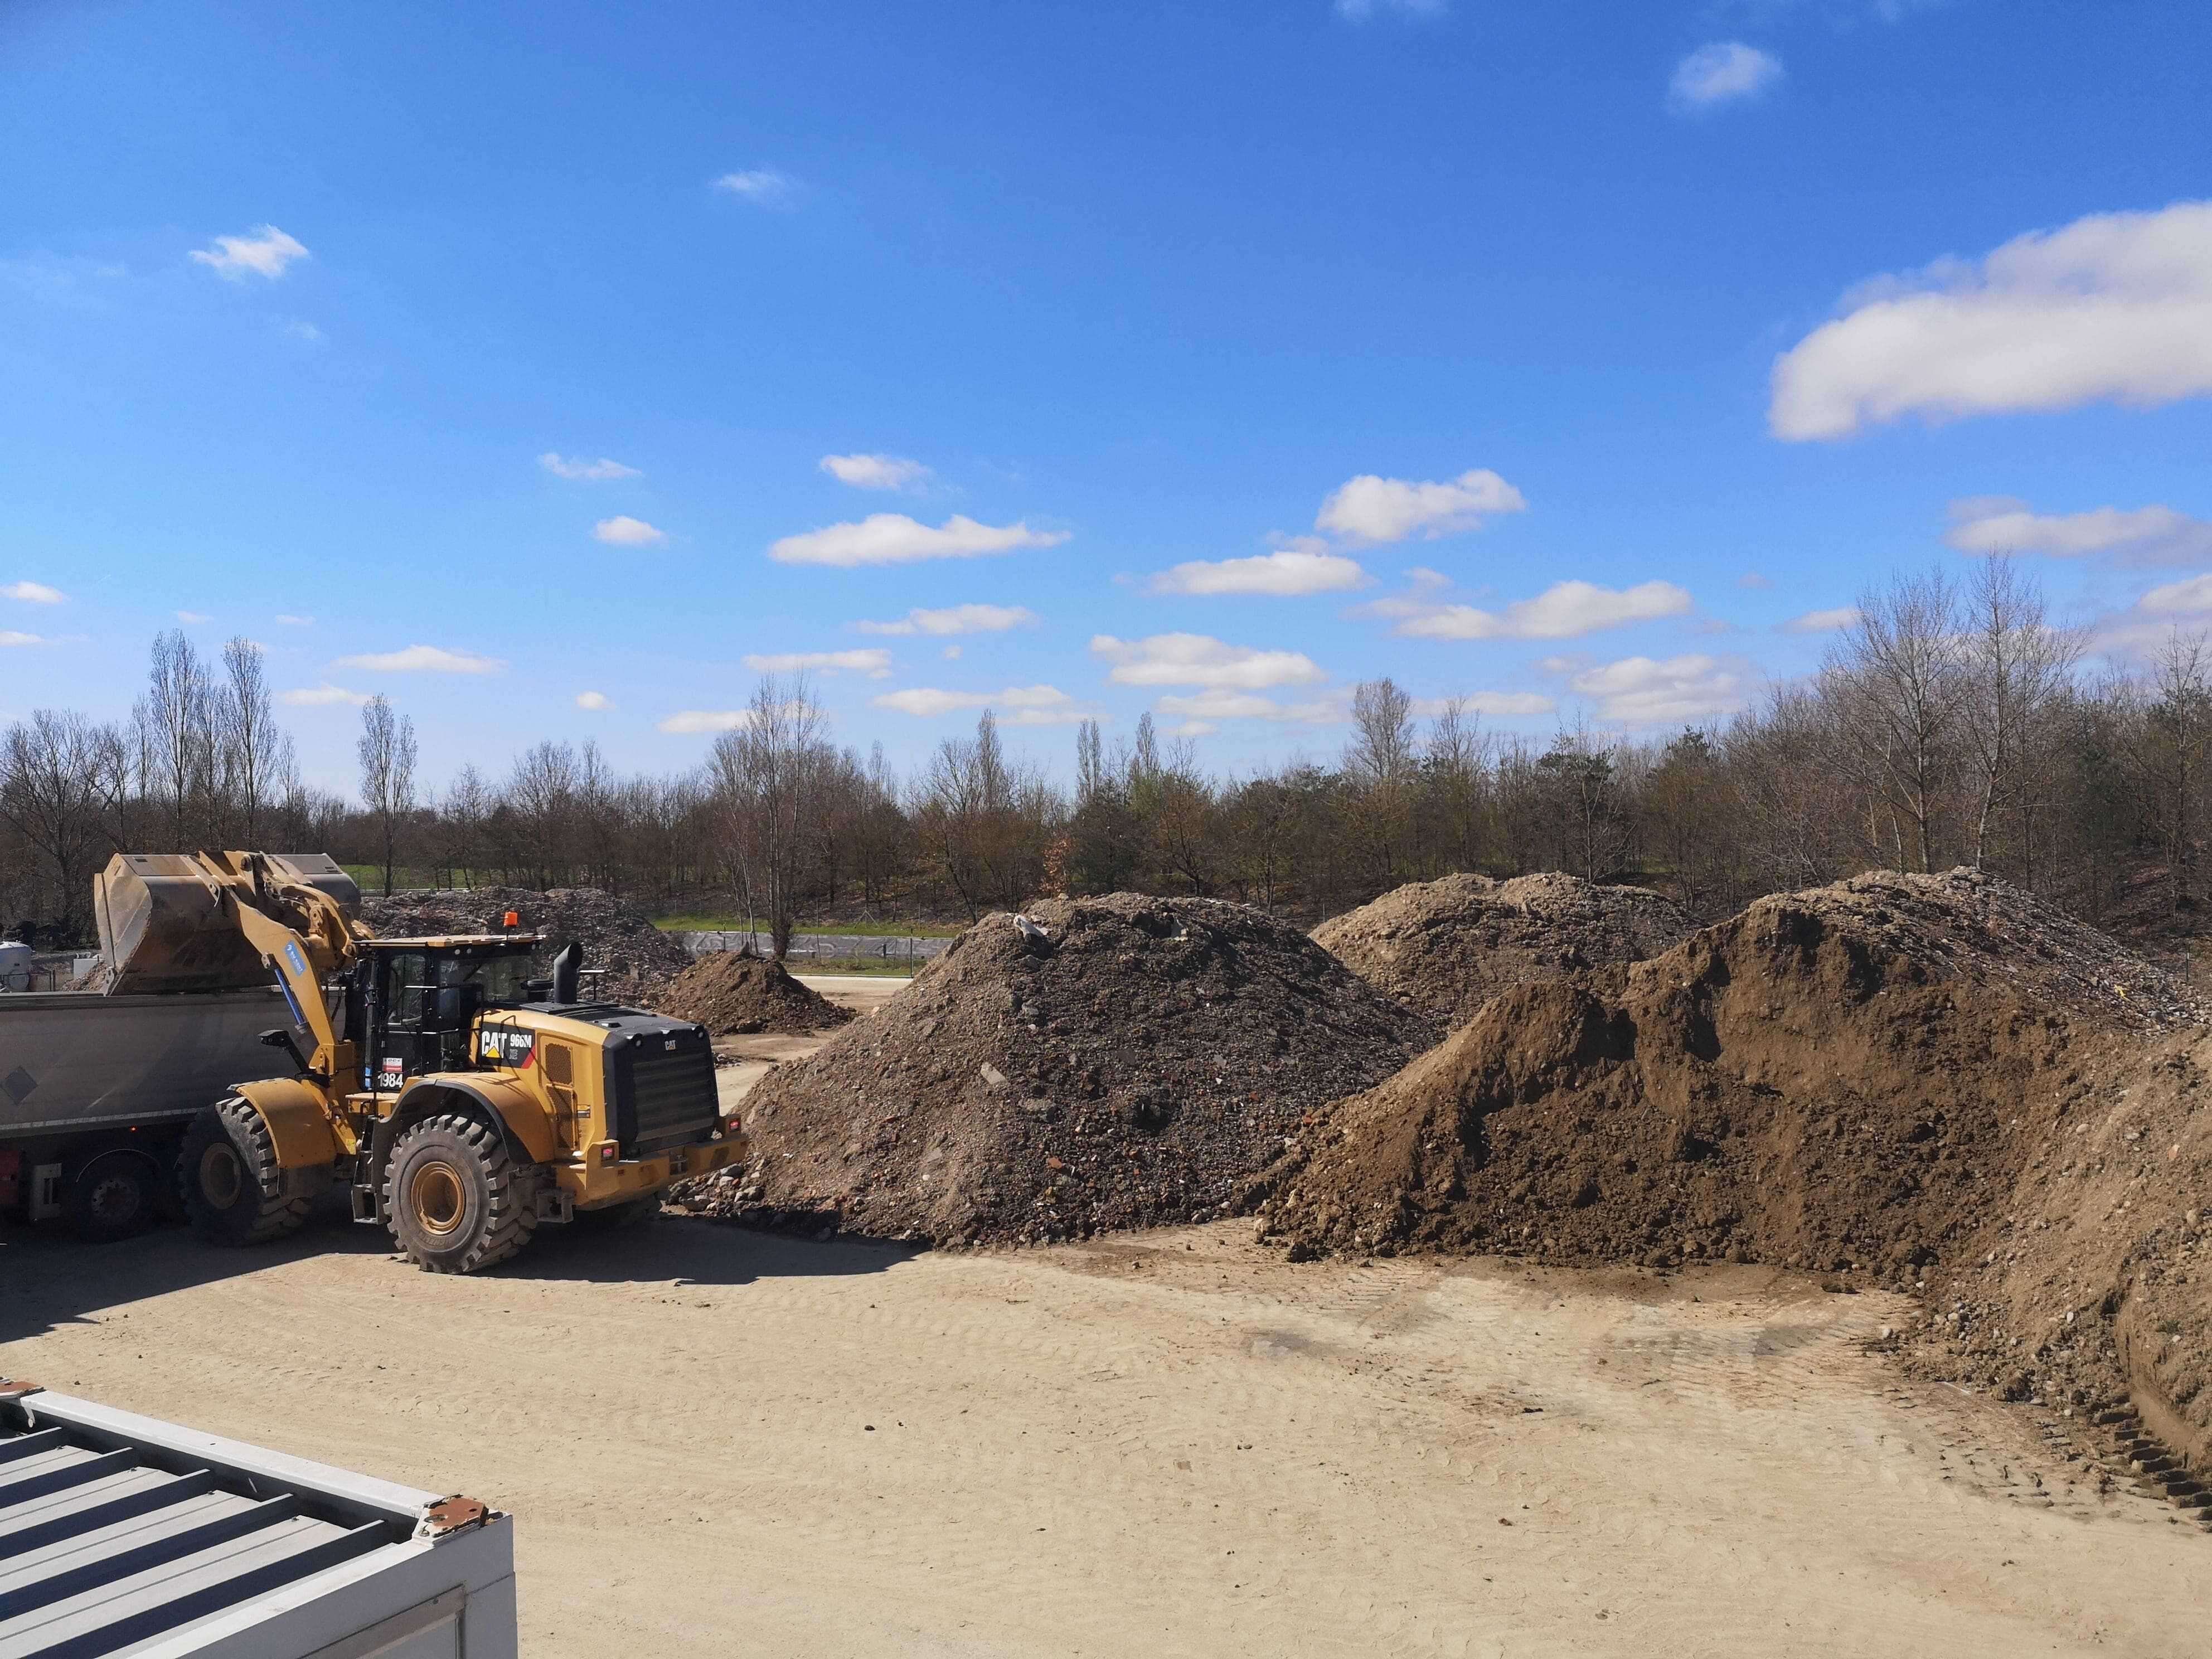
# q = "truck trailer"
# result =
<box><xmin>0</xmin><ymin>989</ymin><xmax>295</xmax><ymax>1240</ymax></box>
<box><xmin>0</xmin><ymin>1376</ymin><xmax>517</xmax><ymax>1657</ymax></box>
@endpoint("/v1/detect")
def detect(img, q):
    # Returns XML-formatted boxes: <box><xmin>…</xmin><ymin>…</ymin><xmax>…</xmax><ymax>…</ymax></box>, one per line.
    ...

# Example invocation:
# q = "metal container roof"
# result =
<box><xmin>0</xmin><ymin>1382</ymin><xmax>496</xmax><ymax>1658</ymax></box>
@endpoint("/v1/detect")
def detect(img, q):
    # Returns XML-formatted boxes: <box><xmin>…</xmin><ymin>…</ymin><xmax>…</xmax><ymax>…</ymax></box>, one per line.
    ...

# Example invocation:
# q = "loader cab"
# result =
<box><xmin>347</xmin><ymin>935</ymin><xmax>543</xmax><ymax>1094</ymax></box>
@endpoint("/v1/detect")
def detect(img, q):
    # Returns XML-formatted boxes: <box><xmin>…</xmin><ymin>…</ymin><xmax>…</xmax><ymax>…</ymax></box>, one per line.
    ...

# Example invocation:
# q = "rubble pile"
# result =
<box><xmin>1311</xmin><ymin>872</ymin><xmax>1695</xmax><ymax>1026</ymax></box>
<box><xmin>1259</xmin><ymin>869</ymin><xmax>2212</xmax><ymax>1473</ymax></box>
<box><xmin>657</xmin><ymin>951</ymin><xmax>853</xmax><ymax>1036</ymax></box>
<box><xmin>361</xmin><ymin>886</ymin><xmax>692</xmax><ymax>1003</ymax></box>
<box><xmin>686</xmin><ymin>894</ymin><xmax>1437</xmax><ymax>1245</ymax></box>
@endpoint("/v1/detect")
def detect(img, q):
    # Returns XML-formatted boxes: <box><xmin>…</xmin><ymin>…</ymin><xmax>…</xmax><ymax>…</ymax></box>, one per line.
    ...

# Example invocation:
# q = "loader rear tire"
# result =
<box><xmin>181</xmin><ymin>1098</ymin><xmax>311</xmax><ymax>1246</ymax></box>
<box><xmin>384</xmin><ymin>1113</ymin><xmax>539</xmax><ymax>1274</ymax></box>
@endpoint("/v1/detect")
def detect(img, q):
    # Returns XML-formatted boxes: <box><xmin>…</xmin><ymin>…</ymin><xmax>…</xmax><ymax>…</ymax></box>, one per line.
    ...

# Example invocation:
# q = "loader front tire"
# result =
<box><xmin>181</xmin><ymin>1098</ymin><xmax>311</xmax><ymax>1245</ymax></box>
<box><xmin>384</xmin><ymin>1113</ymin><xmax>538</xmax><ymax>1274</ymax></box>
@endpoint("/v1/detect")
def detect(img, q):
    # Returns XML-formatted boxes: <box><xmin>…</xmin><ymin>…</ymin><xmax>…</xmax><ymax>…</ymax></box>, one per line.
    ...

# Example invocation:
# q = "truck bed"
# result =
<box><xmin>0</xmin><ymin>991</ymin><xmax>296</xmax><ymax>1145</ymax></box>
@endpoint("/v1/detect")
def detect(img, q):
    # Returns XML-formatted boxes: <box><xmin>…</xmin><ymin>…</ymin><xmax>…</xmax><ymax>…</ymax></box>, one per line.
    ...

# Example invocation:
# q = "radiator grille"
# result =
<box><xmin>613</xmin><ymin>1032</ymin><xmax>718</xmax><ymax>1157</ymax></box>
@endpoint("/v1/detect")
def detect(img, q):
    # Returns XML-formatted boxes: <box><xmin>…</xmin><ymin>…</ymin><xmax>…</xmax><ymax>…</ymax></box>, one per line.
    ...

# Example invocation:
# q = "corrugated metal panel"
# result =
<box><xmin>0</xmin><ymin>1390</ymin><xmax>499</xmax><ymax>1659</ymax></box>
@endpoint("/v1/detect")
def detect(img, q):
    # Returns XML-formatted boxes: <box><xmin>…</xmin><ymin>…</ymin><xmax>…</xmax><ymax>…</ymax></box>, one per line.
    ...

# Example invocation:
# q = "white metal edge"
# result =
<box><xmin>16</xmin><ymin>1393</ymin><xmax>443</xmax><ymax>1521</ymax></box>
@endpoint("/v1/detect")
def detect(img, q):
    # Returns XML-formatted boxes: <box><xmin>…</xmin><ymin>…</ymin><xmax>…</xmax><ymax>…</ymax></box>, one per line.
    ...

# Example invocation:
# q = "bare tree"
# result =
<box><xmin>217</xmin><ymin>636</ymin><xmax>288</xmax><ymax>845</ymax></box>
<box><xmin>1423</xmin><ymin>696</ymin><xmax>1491</xmax><ymax>874</ymax></box>
<box><xmin>1824</xmin><ymin>570</ymin><xmax>1966</xmax><ymax>872</ymax></box>
<box><xmin>709</xmin><ymin>675</ymin><xmax>830</xmax><ymax>958</ymax></box>
<box><xmin>139</xmin><ymin>629</ymin><xmax>216</xmax><ymax>849</ymax></box>
<box><xmin>1958</xmin><ymin>556</ymin><xmax>2080</xmax><ymax>880</ymax></box>
<box><xmin>1345</xmin><ymin>677</ymin><xmax>1418</xmax><ymax>889</ymax></box>
<box><xmin>357</xmin><ymin>695</ymin><xmax>418</xmax><ymax>896</ymax></box>
<box><xmin>0</xmin><ymin>710</ymin><xmax>108</xmax><ymax>938</ymax></box>
<box><xmin>2122</xmin><ymin>632</ymin><xmax>2212</xmax><ymax>910</ymax></box>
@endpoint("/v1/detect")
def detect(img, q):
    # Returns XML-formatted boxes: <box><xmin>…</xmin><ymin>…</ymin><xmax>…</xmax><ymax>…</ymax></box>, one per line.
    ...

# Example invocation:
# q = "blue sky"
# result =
<box><xmin>4</xmin><ymin>0</ymin><xmax>2210</xmax><ymax>793</ymax></box>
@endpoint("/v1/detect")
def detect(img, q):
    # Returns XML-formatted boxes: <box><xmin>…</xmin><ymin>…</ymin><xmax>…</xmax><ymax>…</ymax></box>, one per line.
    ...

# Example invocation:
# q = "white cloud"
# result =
<box><xmin>541</xmin><ymin>453</ymin><xmax>642</xmax><ymax>482</ymax></box>
<box><xmin>855</xmin><ymin>603</ymin><xmax>1037</xmax><ymax>636</ymax></box>
<box><xmin>871</xmin><ymin>685</ymin><xmax>1085</xmax><ymax>725</ymax></box>
<box><xmin>659</xmin><ymin>709</ymin><xmax>753</xmax><ymax>735</ymax></box>
<box><xmin>943</xmin><ymin>644</ymin><xmax>963</xmax><ymax>659</ymax></box>
<box><xmin>1393</xmin><ymin>579</ymin><xmax>1693</xmax><ymax>641</ymax></box>
<box><xmin>714</xmin><ymin>168</ymin><xmax>797</xmax><ymax>206</ymax></box>
<box><xmin>2142</xmin><ymin>574</ymin><xmax>2212</xmax><ymax>613</ymax></box>
<box><xmin>1668</xmin><ymin>43</ymin><xmax>1783</xmax><ymax>111</ymax></box>
<box><xmin>335</xmin><ymin>644</ymin><xmax>503</xmax><ymax>674</ymax></box>
<box><xmin>1771</xmin><ymin>201</ymin><xmax>2212</xmax><ymax>440</ymax></box>
<box><xmin>1315</xmin><ymin>468</ymin><xmax>1526</xmax><ymax>544</ymax></box>
<box><xmin>2</xmin><ymin>581</ymin><xmax>62</xmax><ymax>604</ymax></box>
<box><xmin>282</xmin><ymin>319</ymin><xmax>321</xmax><ymax>341</ymax></box>
<box><xmin>576</xmin><ymin>691</ymin><xmax>610</xmax><ymax>710</ymax></box>
<box><xmin>0</xmin><ymin>631</ymin><xmax>42</xmax><ymax>648</ymax></box>
<box><xmin>1783</xmin><ymin>605</ymin><xmax>1862</xmax><ymax>633</ymax></box>
<box><xmin>594</xmin><ymin>516</ymin><xmax>667</xmax><ymax>547</ymax></box>
<box><xmin>1148</xmin><ymin>549</ymin><xmax>1368</xmax><ymax>596</ymax></box>
<box><xmin>1736</xmin><ymin>571</ymin><xmax>1774</xmax><ymax>590</ymax></box>
<box><xmin>1335</xmin><ymin>0</ymin><xmax>1445</xmax><ymax>18</ymax></box>
<box><xmin>819</xmin><ymin>453</ymin><xmax>932</xmax><ymax>491</ymax></box>
<box><xmin>275</xmin><ymin>614</ymin><xmax>313</xmax><ymax>626</ymax></box>
<box><xmin>176</xmin><ymin>611</ymin><xmax>212</xmax><ymax>624</ymax></box>
<box><xmin>770</xmin><ymin>513</ymin><xmax>1068</xmax><ymax>567</ymax></box>
<box><xmin>741</xmin><ymin>648</ymin><xmax>894</xmax><ymax>678</ymax></box>
<box><xmin>2087</xmin><ymin>576</ymin><xmax>2212</xmax><ymax>657</ymax></box>
<box><xmin>1091</xmin><ymin>633</ymin><xmax>1326</xmax><ymax>690</ymax></box>
<box><xmin>1154</xmin><ymin>688</ymin><xmax>1346</xmax><ymax>726</ymax></box>
<box><xmin>1943</xmin><ymin>496</ymin><xmax>2212</xmax><ymax>566</ymax></box>
<box><xmin>188</xmin><ymin>225</ymin><xmax>309</xmax><ymax>281</ymax></box>
<box><xmin>1568</xmin><ymin>656</ymin><xmax>1750</xmax><ymax>725</ymax></box>
<box><xmin>1410</xmin><ymin>691</ymin><xmax>1558</xmax><ymax>718</ymax></box>
<box><xmin>279</xmin><ymin>683</ymin><xmax>371</xmax><ymax>707</ymax></box>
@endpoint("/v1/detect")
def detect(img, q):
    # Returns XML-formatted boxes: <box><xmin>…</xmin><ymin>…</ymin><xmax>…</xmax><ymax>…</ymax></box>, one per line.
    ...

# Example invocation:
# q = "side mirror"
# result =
<box><xmin>434</xmin><ymin>986</ymin><xmax>471</xmax><ymax>1026</ymax></box>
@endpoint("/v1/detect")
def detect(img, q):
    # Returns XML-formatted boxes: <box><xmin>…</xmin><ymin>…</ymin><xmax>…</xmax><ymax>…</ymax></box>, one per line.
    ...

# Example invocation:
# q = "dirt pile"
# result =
<box><xmin>1261</xmin><ymin>868</ymin><xmax>2212</xmax><ymax>1476</ymax></box>
<box><xmin>657</xmin><ymin>951</ymin><xmax>853</xmax><ymax>1035</ymax></box>
<box><xmin>1311</xmin><ymin>872</ymin><xmax>1695</xmax><ymax>1025</ymax></box>
<box><xmin>360</xmin><ymin>886</ymin><xmax>692</xmax><ymax>1002</ymax></box>
<box><xmin>686</xmin><ymin>894</ymin><xmax>1438</xmax><ymax>1245</ymax></box>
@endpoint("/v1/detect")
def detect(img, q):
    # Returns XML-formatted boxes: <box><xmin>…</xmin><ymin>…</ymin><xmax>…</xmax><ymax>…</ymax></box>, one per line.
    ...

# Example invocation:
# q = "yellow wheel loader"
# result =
<box><xmin>102</xmin><ymin>851</ymin><xmax>743</xmax><ymax>1273</ymax></box>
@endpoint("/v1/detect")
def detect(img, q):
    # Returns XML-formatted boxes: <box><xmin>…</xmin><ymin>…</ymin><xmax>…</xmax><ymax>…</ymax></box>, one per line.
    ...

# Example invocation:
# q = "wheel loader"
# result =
<box><xmin>99</xmin><ymin>851</ymin><xmax>743</xmax><ymax>1273</ymax></box>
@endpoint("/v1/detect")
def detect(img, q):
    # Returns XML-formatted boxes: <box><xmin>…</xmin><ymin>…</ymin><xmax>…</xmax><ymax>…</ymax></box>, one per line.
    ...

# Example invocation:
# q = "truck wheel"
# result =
<box><xmin>67</xmin><ymin>1150</ymin><xmax>161</xmax><ymax>1243</ymax></box>
<box><xmin>384</xmin><ymin>1114</ymin><xmax>539</xmax><ymax>1274</ymax></box>
<box><xmin>181</xmin><ymin>1098</ymin><xmax>311</xmax><ymax>1245</ymax></box>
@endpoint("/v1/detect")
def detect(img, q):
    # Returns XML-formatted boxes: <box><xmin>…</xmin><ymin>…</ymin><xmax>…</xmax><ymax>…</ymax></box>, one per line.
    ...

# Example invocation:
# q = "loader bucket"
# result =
<box><xmin>95</xmin><ymin>852</ymin><xmax>361</xmax><ymax>996</ymax></box>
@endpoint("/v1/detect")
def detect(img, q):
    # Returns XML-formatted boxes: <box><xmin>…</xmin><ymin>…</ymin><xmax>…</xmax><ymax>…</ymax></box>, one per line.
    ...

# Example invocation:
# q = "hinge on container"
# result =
<box><xmin>419</xmin><ymin>1495</ymin><xmax>491</xmax><ymax>1539</ymax></box>
<box><xmin>0</xmin><ymin>1377</ymin><xmax>42</xmax><ymax>1404</ymax></box>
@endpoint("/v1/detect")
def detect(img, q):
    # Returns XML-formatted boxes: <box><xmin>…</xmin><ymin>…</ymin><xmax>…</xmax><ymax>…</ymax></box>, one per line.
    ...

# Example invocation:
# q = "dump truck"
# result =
<box><xmin>0</xmin><ymin>1375</ymin><xmax>517</xmax><ymax>1657</ymax></box>
<box><xmin>2</xmin><ymin>851</ymin><xmax>745</xmax><ymax>1273</ymax></box>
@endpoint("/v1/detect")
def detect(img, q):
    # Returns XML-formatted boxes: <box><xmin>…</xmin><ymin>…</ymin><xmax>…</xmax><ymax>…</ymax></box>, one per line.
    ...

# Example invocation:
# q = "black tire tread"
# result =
<box><xmin>181</xmin><ymin>1097</ymin><xmax>311</xmax><ymax>1245</ymax></box>
<box><xmin>382</xmin><ymin>1112</ymin><xmax>539</xmax><ymax>1274</ymax></box>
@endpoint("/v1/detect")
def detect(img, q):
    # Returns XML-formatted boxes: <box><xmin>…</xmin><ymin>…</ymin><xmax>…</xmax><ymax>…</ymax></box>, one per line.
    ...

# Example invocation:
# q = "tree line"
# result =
<box><xmin>2</xmin><ymin>560</ymin><xmax>2206</xmax><ymax>955</ymax></box>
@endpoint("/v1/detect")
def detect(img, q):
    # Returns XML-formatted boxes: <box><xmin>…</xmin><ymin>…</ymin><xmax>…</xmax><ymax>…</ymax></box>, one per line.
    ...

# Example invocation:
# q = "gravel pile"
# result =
<box><xmin>685</xmin><ymin>894</ymin><xmax>1438</xmax><ymax>1245</ymax></box>
<box><xmin>1311</xmin><ymin>872</ymin><xmax>1695</xmax><ymax>1026</ymax></box>
<box><xmin>657</xmin><ymin>951</ymin><xmax>853</xmax><ymax>1036</ymax></box>
<box><xmin>361</xmin><ymin>886</ymin><xmax>692</xmax><ymax>1003</ymax></box>
<box><xmin>1259</xmin><ymin>868</ymin><xmax>2212</xmax><ymax>1481</ymax></box>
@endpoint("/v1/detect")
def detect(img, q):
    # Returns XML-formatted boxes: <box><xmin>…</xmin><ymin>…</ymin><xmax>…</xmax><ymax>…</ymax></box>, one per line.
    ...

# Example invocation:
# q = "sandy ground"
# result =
<box><xmin>4</xmin><ymin>973</ymin><xmax>2204</xmax><ymax>1656</ymax></box>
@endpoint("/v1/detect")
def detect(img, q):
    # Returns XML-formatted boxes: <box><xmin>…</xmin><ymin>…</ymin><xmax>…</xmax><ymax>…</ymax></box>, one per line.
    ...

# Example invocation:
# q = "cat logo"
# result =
<box><xmin>477</xmin><ymin>1027</ymin><xmax>536</xmax><ymax>1069</ymax></box>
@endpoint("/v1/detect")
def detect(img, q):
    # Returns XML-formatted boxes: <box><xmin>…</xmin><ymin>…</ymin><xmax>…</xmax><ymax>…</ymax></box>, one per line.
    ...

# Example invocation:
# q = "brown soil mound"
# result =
<box><xmin>360</xmin><ymin>886</ymin><xmax>692</xmax><ymax>1002</ymax></box>
<box><xmin>688</xmin><ymin>894</ymin><xmax>1438</xmax><ymax>1245</ymax></box>
<box><xmin>1311</xmin><ymin>871</ymin><xmax>1695</xmax><ymax>1025</ymax></box>
<box><xmin>1260</xmin><ymin>869</ymin><xmax>2212</xmax><ymax>1478</ymax></box>
<box><xmin>657</xmin><ymin>951</ymin><xmax>853</xmax><ymax>1035</ymax></box>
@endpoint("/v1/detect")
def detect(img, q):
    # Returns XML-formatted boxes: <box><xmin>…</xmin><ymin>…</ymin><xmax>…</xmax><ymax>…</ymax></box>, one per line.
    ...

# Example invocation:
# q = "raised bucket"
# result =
<box><xmin>95</xmin><ymin>853</ymin><xmax>361</xmax><ymax>996</ymax></box>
